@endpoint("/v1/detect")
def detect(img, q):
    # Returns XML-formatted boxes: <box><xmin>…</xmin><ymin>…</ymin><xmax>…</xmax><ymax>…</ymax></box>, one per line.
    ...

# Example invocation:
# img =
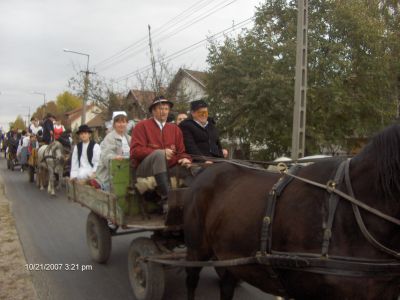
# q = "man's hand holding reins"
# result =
<box><xmin>178</xmin><ymin>158</ymin><xmax>191</xmax><ymax>168</ymax></box>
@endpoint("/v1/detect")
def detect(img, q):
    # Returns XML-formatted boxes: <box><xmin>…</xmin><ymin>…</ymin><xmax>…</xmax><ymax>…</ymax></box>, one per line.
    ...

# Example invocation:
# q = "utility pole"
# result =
<box><xmin>291</xmin><ymin>0</ymin><xmax>309</xmax><ymax>160</ymax></box>
<box><xmin>148</xmin><ymin>25</ymin><xmax>159</xmax><ymax>94</ymax></box>
<box><xmin>63</xmin><ymin>49</ymin><xmax>93</xmax><ymax>125</ymax></box>
<box><xmin>82</xmin><ymin>69</ymin><xmax>90</xmax><ymax>124</ymax></box>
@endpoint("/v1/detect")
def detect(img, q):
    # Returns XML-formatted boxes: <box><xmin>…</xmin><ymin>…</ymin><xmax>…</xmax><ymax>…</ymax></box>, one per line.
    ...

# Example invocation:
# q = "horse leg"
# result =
<box><xmin>56</xmin><ymin>168</ymin><xmax>63</xmax><ymax>190</ymax></box>
<box><xmin>186</xmin><ymin>266</ymin><xmax>202</xmax><ymax>300</ymax></box>
<box><xmin>39</xmin><ymin>167</ymin><xmax>44</xmax><ymax>190</ymax></box>
<box><xmin>48</xmin><ymin>168</ymin><xmax>55</xmax><ymax>196</ymax></box>
<box><xmin>219</xmin><ymin>270</ymin><xmax>238</xmax><ymax>300</ymax></box>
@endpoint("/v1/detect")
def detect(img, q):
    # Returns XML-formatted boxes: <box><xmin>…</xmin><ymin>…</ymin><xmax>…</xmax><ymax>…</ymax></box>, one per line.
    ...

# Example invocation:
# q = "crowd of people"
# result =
<box><xmin>0</xmin><ymin>113</ymin><xmax>72</xmax><ymax>171</ymax></box>
<box><xmin>1</xmin><ymin>96</ymin><xmax>228</xmax><ymax>212</ymax></box>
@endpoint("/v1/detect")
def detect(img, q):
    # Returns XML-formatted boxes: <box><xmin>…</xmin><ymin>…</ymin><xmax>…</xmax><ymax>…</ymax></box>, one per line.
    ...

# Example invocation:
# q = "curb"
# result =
<box><xmin>0</xmin><ymin>176</ymin><xmax>38</xmax><ymax>300</ymax></box>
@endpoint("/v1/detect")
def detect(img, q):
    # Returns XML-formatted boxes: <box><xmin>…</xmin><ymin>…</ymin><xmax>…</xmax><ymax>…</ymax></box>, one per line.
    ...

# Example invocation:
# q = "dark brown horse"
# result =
<box><xmin>183</xmin><ymin>125</ymin><xmax>400</xmax><ymax>300</ymax></box>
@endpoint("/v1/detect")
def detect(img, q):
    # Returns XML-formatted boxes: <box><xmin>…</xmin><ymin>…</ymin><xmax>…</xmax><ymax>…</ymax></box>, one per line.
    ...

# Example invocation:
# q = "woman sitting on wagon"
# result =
<box><xmin>90</xmin><ymin>111</ymin><xmax>131</xmax><ymax>191</ymax></box>
<box><xmin>70</xmin><ymin>124</ymin><xmax>100</xmax><ymax>182</ymax></box>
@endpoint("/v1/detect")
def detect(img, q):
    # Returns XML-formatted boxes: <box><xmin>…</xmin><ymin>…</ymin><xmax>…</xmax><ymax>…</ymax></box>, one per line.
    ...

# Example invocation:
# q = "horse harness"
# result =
<box><xmin>256</xmin><ymin>158</ymin><xmax>400</xmax><ymax>282</ymax></box>
<box><xmin>146</xmin><ymin>158</ymin><xmax>400</xmax><ymax>282</ymax></box>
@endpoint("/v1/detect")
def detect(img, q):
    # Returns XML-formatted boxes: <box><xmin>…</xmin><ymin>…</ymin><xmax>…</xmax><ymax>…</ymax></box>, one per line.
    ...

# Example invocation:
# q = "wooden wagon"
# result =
<box><xmin>66</xmin><ymin>158</ymin><xmax>187</xmax><ymax>300</ymax></box>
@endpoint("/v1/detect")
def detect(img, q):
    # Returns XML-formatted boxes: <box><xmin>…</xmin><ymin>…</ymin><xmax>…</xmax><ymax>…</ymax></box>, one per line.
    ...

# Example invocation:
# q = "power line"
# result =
<box><xmin>93</xmin><ymin>0</ymin><xmax>220</xmax><ymax>69</ymax></box>
<box><xmin>95</xmin><ymin>0</ymin><xmax>239</xmax><ymax>72</ymax></box>
<box><xmin>114</xmin><ymin>16</ymin><xmax>254</xmax><ymax>82</ymax></box>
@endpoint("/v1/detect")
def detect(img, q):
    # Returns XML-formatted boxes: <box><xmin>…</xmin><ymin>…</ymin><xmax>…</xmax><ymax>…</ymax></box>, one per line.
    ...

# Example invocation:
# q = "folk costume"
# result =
<box><xmin>130</xmin><ymin>97</ymin><xmax>191</xmax><ymax>201</ymax></box>
<box><xmin>179</xmin><ymin>99</ymin><xmax>223</xmax><ymax>161</ymax></box>
<box><xmin>95</xmin><ymin>112</ymin><xmax>131</xmax><ymax>191</ymax></box>
<box><xmin>179</xmin><ymin>117</ymin><xmax>223</xmax><ymax>159</ymax></box>
<box><xmin>54</xmin><ymin>124</ymin><xmax>65</xmax><ymax>140</ymax></box>
<box><xmin>70</xmin><ymin>125</ymin><xmax>100</xmax><ymax>180</ymax></box>
<box><xmin>42</xmin><ymin>113</ymin><xmax>55</xmax><ymax>145</ymax></box>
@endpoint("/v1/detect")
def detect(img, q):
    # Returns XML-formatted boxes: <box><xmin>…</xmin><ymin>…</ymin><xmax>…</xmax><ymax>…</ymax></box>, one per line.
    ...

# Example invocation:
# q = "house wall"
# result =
<box><xmin>176</xmin><ymin>77</ymin><xmax>206</xmax><ymax>102</ymax></box>
<box><xmin>70</xmin><ymin>106</ymin><xmax>102</xmax><ymax>130</ymax></box>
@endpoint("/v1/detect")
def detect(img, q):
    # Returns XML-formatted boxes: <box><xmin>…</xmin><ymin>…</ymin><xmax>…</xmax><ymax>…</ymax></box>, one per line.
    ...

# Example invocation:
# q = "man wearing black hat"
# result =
<box><xmin>179</xmin><ymin>99</ymin><xmax>224</xmax><ymax>162</ymax></box>
<box><xmin>42</xmin><ymin>113</ymin><xmax>55</xmax><ymax>145</ymax></box>
<box><xmin>70</xmin><ymin>124</ymin><xmax>100</xmax><ymax>181</ymax></box>
<box><xmin>130</xmin><ymin>96</ymin><xmax>191</xmax><ymax>204</ymax></box>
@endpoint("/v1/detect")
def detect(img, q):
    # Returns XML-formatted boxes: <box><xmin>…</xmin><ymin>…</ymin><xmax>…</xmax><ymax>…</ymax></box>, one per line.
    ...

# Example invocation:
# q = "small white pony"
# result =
<box><xmin>37</xmin><ymin>141</ymin><xmax>68</xmax><ymax>196</ymax></box>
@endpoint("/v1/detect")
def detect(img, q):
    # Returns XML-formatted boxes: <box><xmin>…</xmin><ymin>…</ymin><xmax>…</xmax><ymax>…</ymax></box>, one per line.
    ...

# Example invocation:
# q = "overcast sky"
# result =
<box><xmin>0</xmin><ymin>0</ymin><xmax>262</xmax><ymax>130</ymax></box>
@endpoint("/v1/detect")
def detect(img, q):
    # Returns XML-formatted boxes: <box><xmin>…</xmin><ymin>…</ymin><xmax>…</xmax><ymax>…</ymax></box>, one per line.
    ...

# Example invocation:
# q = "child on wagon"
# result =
<box><xmin>70</xmin><ymin>124</ymin><xmax>101</xmax><ymax>182</ymax></box>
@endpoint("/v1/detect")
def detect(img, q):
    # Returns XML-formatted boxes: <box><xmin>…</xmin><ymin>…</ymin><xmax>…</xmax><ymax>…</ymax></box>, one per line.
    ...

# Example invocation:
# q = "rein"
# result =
<box><xmin>280</xmin><ymin>160</ymin><xmax>400</xmax><ymax>228</ymax></box>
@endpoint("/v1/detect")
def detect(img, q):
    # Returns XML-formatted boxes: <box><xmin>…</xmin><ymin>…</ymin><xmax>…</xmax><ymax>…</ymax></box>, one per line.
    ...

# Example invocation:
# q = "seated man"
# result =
<box><xmin>179</xmin><ymin>99</ymin><xmax>226</xmax><ymax>163</ymax></box>
<box><xmin>130</xmin><ymin>96</ymin><xmax>191</xmax><ymax>205</ymax></box>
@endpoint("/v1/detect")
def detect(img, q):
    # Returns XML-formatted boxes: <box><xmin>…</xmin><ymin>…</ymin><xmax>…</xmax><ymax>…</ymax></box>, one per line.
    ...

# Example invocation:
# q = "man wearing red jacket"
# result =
<box><xmin>130</xmin><ymin>96</ymin><xmax>191</xmax><ymax>202</ymax></box>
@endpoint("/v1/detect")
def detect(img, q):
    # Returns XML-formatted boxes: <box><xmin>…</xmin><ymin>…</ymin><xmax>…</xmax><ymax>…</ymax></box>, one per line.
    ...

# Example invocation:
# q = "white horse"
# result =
<box><xmin>37</xmin><ymin>141</ymin><xmax>68</xmax><ymax>195</ymax></box>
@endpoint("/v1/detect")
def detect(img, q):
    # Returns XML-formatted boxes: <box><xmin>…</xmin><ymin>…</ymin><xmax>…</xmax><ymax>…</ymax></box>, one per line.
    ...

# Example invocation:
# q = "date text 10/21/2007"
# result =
<box><xmin>25</xmin><ymin>263</ymin><xmax>93</xmax><ymax>271</ymax></box>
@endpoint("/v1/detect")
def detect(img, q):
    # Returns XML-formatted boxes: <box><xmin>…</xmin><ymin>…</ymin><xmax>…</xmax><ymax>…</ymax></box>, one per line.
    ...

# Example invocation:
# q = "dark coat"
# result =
<box><xmin>42</xmin><ymin>118</ymin><xmax>54</xmax><ymax>144</ymax></box>
<box><xmin>179</xmin><ymin>118</ymin><xmax>223</xmax><ymax>160</ymax></box>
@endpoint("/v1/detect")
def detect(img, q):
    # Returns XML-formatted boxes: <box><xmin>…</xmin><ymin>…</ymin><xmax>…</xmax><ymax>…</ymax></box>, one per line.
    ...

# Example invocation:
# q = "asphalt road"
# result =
<box><xmin>1</xmin><ymin>157</ymin><xmax>274</xmax><ymax>300</ymax></box>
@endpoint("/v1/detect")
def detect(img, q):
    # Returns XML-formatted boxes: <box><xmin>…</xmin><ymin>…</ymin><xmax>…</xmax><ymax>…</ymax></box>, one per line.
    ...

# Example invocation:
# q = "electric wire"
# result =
<box><xmin>114</xmin><ymin>16</ymin><xmax>254</xmax><ymax>82</ymax></box>
<box><xmin>93</xmin><ymin>0</ymin><xmax>222</xmax><ymax>69</ymax></box>
<box><xmin>94</xmin><ymin>0</ymin><xmax>239</xmax><ymax>71</ymax></box>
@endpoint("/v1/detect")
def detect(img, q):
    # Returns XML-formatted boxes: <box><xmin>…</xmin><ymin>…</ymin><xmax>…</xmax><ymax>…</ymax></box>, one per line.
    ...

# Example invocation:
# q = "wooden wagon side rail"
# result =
<box><xmin>66</xmin><ymin>180</ymin><xmax>124</xmax><ymax>225</ymax></box>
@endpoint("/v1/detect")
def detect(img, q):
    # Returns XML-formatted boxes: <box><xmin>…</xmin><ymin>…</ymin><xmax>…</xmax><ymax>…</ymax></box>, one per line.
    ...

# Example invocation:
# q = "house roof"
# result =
<box><xmin>87</xmin><ymin>112</ymin><xmax>107</xmax><ymax>128</ymax></box>
<box><xmin>65</xmin><ymin>104</ymin><xmax>95</xmax><ymax>122</ymax></box>
<box><xmin>183</xmin><ymin>69</ymin><xmax>207</xmax><ymax>87</ymax></box>
<box><xmin>167</xmin><ymin>68</ymin><xmax>207</xmax><ymax>96</ymax></box>
<box><xmin>127</xmin><ymin>89</ymin><xmax>157</xmax><ymax>107</ymax></box>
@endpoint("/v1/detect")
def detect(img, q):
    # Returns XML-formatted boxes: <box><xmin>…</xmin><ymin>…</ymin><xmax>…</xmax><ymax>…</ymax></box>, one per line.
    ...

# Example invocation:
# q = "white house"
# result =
<box><xmin>168</xmin><ymin>68</ymin><xmax>207</xmax><ymax>102</ymax></box>
<box><xmin>65</xmin><ymin>104</ymin><xmax>103</xmax><ymax>131</ymax></box>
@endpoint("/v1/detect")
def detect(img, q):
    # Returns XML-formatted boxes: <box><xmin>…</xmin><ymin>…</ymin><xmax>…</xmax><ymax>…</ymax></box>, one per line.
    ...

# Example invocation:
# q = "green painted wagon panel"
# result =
<box><xmin>67</xmin><ymin>158</ymin><xmax>161</xmax><ymax>223</ymax></box>
<box><xmin>110</xmin><ymin>159</ymin><xmax>140</xmax><ymax>216</ymax></box>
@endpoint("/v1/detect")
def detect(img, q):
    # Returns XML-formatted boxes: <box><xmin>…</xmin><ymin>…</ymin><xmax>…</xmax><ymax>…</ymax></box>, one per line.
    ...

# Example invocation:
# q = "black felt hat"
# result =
<box><xmin>148</xmin><ymin>96</ymin><xmax>174</xmax><ymax>112</ymax></box>
<box><xmin>76</xmin><ymin>124</ymin><xmax>93</xmax><ymax>134</ymax></box>
<box><xmin>190</xmin><ymin>99</ymin><xmax>208</xmax><ymax>112</ymax></box>
<box><xmin>46</xmin><ymin>113</ymin><xmax>56</xmax><ymax>119</ymax></box>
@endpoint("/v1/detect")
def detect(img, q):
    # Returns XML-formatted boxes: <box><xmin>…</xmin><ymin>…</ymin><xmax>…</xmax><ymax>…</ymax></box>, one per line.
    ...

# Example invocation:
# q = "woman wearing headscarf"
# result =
<box><xmin>91</xmin><ymin>111</ymin><xmax>131</xmax><ymax>191</ymax></box>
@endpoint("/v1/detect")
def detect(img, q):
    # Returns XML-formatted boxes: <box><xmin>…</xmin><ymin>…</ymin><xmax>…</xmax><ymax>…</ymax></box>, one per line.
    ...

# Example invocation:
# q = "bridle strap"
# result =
<box><xmin>344</xmin><ymin>159</ymin><xmax>400</xmax><ymax>259</ymax></box>
<box><xmin>321</xmin><ymin>159</ymin><xmax>347</xmax><ymax>256</ymax></box>
<box><xmin>282</xmin><ymin>162</ymin><xmax>400</xmax><ymax>227</ymax></box>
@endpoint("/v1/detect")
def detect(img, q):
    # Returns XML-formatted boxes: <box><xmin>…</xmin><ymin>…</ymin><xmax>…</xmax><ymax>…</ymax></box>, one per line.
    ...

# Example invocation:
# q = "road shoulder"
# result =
<box><xmin>0</xmin><ymin>176</ymin><xmax>38</xmax><ymax>300</ymax></box>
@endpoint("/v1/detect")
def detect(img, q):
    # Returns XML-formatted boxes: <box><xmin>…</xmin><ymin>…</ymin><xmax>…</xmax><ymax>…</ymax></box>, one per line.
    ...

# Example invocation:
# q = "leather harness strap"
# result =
<box><xmin>259</xmin><ymin>164</ymin><xmax>302</xmax><ymax>255</ymax></box>
<box><xmin>321</xmin><ymin>159</ymin><xmax>346</xmax><ymax>257</ymax></box>
<box><xmin>344</xmin><ymin>160</ymin><xmax>400</xmax><ymax>259</ymax></box>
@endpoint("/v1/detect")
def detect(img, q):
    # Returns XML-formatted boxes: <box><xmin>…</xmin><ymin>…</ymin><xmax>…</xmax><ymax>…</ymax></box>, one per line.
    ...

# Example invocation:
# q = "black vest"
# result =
<box><xmin>77</xmin><ymin>141</ymin><xmax>95</xmax><ymax>167</ymax></box>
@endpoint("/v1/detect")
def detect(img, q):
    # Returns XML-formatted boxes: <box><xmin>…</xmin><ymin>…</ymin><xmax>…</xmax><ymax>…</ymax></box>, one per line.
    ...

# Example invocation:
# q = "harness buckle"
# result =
<box><xmin>276</xmin><ymin>162</ymin><xmax>288</xmax><ymax>174</ymax></box>
<box><xmin>326</xmin><ymin>180</ymin><xmax>336</xmax><ymax>193</ymax></box>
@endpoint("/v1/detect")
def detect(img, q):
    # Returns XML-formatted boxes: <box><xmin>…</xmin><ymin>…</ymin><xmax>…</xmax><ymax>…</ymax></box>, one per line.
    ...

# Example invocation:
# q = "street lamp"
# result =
<box><xmin>63</xmin><ymin>48</ymin><xmax>90</xmax><ymax>125</ymax></box>
<box><xmin>18</xmin><ymin>105</ymin><xmax>31</xmax><ymax>127</ymax></box>
<box><xmin>32</xmin><ymin>91</ymin><xmax>46</xmax><ymax>119</ymax></box>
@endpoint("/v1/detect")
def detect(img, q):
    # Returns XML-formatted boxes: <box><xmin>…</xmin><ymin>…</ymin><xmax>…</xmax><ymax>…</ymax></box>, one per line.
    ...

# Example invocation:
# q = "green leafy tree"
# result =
<box><xmin>206</xmin><ymin>0</ymin><xmax>400</xmax><ymax>159</ymax></box>
<box><xmin>10</xmin><ymin>115</ymin><xmax>26</xmax><ymax>131</ymax></box>
<box><xmin>56</xmin><ymin>91</ymin><xmax>82</xmax><ymax>114</ymax></box>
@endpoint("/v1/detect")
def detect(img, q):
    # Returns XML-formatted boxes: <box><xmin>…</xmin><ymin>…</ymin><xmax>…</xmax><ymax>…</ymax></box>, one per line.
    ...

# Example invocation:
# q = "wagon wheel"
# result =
<box><xmin>128</xmin><ymin>237</ymin><xmax>165</xmax><ymax>300</ymax></box>
<box><xmin>28</xmin><ymin>166</ymin><xmax>35</xmax><ymax>182</ymax></box>
<box><xmin>86</xmin><ymin>212</ymin><xmax>111</xmax><ymax>264</ymax></box>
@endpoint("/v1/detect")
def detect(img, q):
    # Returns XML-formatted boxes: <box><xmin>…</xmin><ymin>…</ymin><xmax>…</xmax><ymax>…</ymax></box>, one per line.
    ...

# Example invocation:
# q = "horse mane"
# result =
<box><xmin>356</xmin><ymin>124</ymin><xmax>400</xmax><ymax>201</ymax></box>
